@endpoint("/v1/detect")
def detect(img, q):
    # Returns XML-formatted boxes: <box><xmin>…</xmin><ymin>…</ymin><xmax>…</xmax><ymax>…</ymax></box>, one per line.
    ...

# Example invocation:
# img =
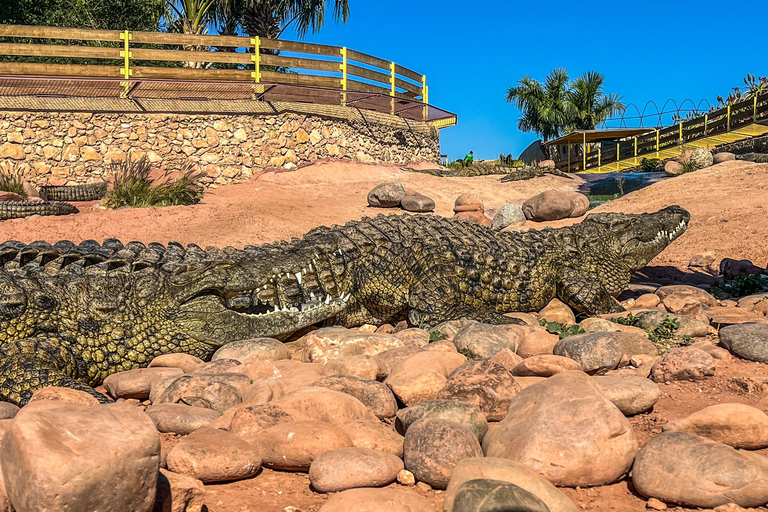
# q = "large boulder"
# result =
<box><xmin>385</xmin><ymin>351</ymin><xmax>467</xmax><ymax>406</ymax></box>
<box><xmin>367</xmin><ymin>182</ymin><xmax>406</xmax><ymax>207</ymax></box>
<box><xmin>272</xmin><ymin>387</ymin><xmax>378</xmax><ymax>424</ymax></box>
<box><xmin>719</xmin><ymin>323</ymin><xmax>768</xmax><ymax>362</ymax></box>
<box><xmin>445</xmin><ymin>457</ymin><xmax>579</xmax><ymax>512</ymax></box>
<box><xmin>522</xmin><ymin>190</ymin><xmax>589</xmax><ymax>222</ymax></box>
<box><xmin>319</xmin><ymin>488</ymin><xmax>433</xmax><ymax>512</ymax></box>
<box><xmin>436</xmin><ymin>360</ymin><xmax>521</xmax><ymax>421</ymax></box>
<box><xmin>689</xmin><ymin>147</ymin><xmax>713</xmax><ymax>170</ymax></box>
<box><xmin>482</xmin><ymin>371</ymin><xmax>638</xmax><ymax>487</ymax></box>
<box><xmin>309</xmin><ymin>447</ymin><xmax>403</xmax><ymax>493</ymax></box>
<box><xmin>632</xmin><ymin>431</ymin><xmax>768</xmax><ymax>508</ymax></box>
<box><xmin>552</xmin><ymin>332</ymin><xmax>625</xmax><ymax>374</ymax></box>
<box><xmin>592</xmin><ymin>375</ymin><xmax>661</xmax><ymax>416</ymax></box>
<box><xmin>492</xmin><ymin>203</ymin><xmax>526</xmax><ymax>230</ymax></box>
<box><xmin>452</xmin><ymin>479</ymin><xmax>550</xmax><ymax>512</ymax></box>
<box><xmin>261</xmin><ymin>421</ymin><xmax>353</xmax><ymax>471</ymax></box>
<box><xmin>313</xmin><ymin>375</ymin><xmax>398</xmax><ymax>419</ymax></box>
<box><xmin>403</xmin><ymin>419</ymin><xmax>483</xmax><ymax>490</ymax></box>
<box><xmin>396</xmin><ymin>400</ymin><xmax>488</xmax><ymax>442</ymax></box>
<box><xmin>165</xmin><ymin>427</ymin><xmax>262</xmax><ymax>483</ymax></box>
<box><xmin>650</xmin><ymin>346</ymin><xmax>715</xmax><ymax>383</ymax></box>
<box><xmin>1</xmin><ymin>402</ymin><xmax>160</xmax><ymax>512</ymax></box>
<box><xmin>662</xmin><ymin>403</ymin><xmax>768</xmax><ymax>449</ymax></box>
<box><xmin>299</xmin><ymin>327</ymin><xmax>408</xmax><ymax>363</ymax></box>
<box><xmin>401</xmin><ymin>194</ymin><xmax>435</xmax><ymax>213</ymax></box>
<box><xmin>451</xmin><ymin>322</ymin><xmax>525</xmax><ymax>360</ymax></box>
<box><xmin>340</xmin><ymin>420</ymin><xmax>405</xmax><ymax>458</ymax></box>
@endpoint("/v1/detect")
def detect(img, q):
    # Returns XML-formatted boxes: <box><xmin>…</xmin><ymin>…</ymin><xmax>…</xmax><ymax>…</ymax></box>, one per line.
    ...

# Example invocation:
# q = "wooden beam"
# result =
<box><xmin>346</xmin><ymin>64</ymin><xmax>390</xmax><ymax>86</ymax></box>
<box><xmin>131</xmin><ymin>67</ymin><xmax>253</xmax><ymax>81</ymax></box>
<box><xmin>0</xmin><ymin>24</ymin><xmax>123</xmax><ymax>42</ymax></box>
<box><xmin>259</xmin><ymin>53</ymin><xmax>340</xmax><ymax>73</ymax></box>
<box><xmin>346</xmin><ymin>49</ymin><xmax>389</xmax><ymax>71</ymax></box>
<box><xmin>259</xmin><ymin>39</ymin><xmax>339</xmax><ymax>57</ymax></box>
<box><xmin>394</xmin><ymin>64</ymin><xmax>422</xmax><ymax>83</ymax></box>
<box><xmin>0</xmin><ymin>61</ymin><xmax>121</xmax><ymax>78</ymax></box>
<box><xmin>0</xmin><ymin>42</ymin><xmax>121</xmax><ymax>60</ymax></box>
<box><xmin>130</xmin><ymin>48</ymin><xmax>252</xmax><ymax>65</ymax></box>
<box><xmin>260</xmin><ymin>70</ymin><xmax>340</xmax><ymax>89</ymax></box>
<box><xmin>129</xmin><ymin>31</ymin><xmax>250</xmax><ymax>48</ymax></box>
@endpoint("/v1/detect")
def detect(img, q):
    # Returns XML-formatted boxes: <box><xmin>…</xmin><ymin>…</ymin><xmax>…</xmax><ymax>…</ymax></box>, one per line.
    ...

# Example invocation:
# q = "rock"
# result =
<box><xmin>28</xmin><ymin>386</ymin><xmax>102</xmax><ymax>406</ymax></box>
<box><xmin>323</xmin><ymin>354</ymin><xmax>384</xmax><ymax>381</ymax></box>
<box><xmin>719</xmin><ymin>323</ymin><xmax>768</xmax><ymax>362</ymax></box>
<box><xmin>713</xmin><ymin>152</ymin><xmax>736</xmax><ymax>164</ymax></box>
<box><xmin>482</xmin><ymin>371</ymin><xmax>638</xmax><ymax>487</ymax></box>
<box><xmin>0</xmin><ymin>403</ymin><xmax>19</xmax><ymax>420</ymax></box>
<box><xmin>313</xmin><ymin>375</ymin><xmax>398</xmax><ymax>419</ymax></box>
<box><xmin>385</xmin><ymin>351</ymin><xmax>467</xmax><ymax>406</ymax></box>
<box><xmin>664</xmin><ymin>160</ymin><xmax>684</xmax><ymax>176</ymax></box>
<box><xmin>552</xmin><ymin>332</ymin><xmax>625</xmax><ymax>374</ymax></box>
<box><xmin>538</xmin><ymin>298</ymin><xmax>576</xmax><ymax>325</ymax></box>
<box><xmin>707</xmin><ymin>306</ymin><xmax>766</xmax><ymax>326</ymax></box>
<box><xmin>512</xmin><ymin>355</ymin><xmax>583</xmax><ymax>377</ymax></box>
<box><xmin>273</xmin><ymin>359</ymin><xmax>324</xmax><ymax>393</ymax></box>
<box><xmin>156</xmin><ymin>374</ymin><xmax>245</xmax><ymax>413</ymax></box>
<box><xmin>516</xmin><ymin>329</ymin><xmax>559</xmax><ymax>357</ymax></box>
<box><xmin>145</xmin><ymin>403</ymin><xmax>222</xmax><ymax>435</ymax></box>
<box><xmin>393</xmin><ymin>328</ymin><xmax>431</xmax><ymax>347</ymax></box>
<box><xmin>720</xmin><ymin>258</ymin><xmax>764</xmax><ymax>278</ymax></box>
<box><xmin>396</xmin><ymin>400</ymin><xmax>488</xmax><ymax>442</ymax></box>
<box><xmin>634</xmin><ymin>310</ymin><xmax>709</xmax><ymax>337</ymax></box>
<box><xmin>661</xmin><ymin>294</ymin><xmax>707</xmax><ymax>321</ymax></box>
<box><xmin>522</xmin><ymin>190</ymin><xmax>589</xmax><ymax>221</ymax></box>
<box><xmin>149</xmin><ymin>353</ymin><xmax>205</xmax><ymax>373</ymax></box>
<box><xmin>431</xmin><ymin>318</ymin><xmax>477</xmax><ymax>343</ymax></box>
<box><xmin>0</xmin><ymin>143</ymin><xmax>24</xmax><ymax>160</ymax></box>
<box><xmin>2</xmin><ymin>402</ymin><xmax>160</xmax><ymax>512</ymax></box>
<box><xmin>0</xmin><ymin>192</ymin><xmax>23</xmax><ymax>202</ymax></box>
<box><xmin>656</xmin><ymin>285</ymin><xmax>717</xmax><ymax>307</ymax></box>
<box><xmin>319</xmin><ymin>488</ymin><xmax>433</xmax><ymax>512</ymax></box>
<box><xmin>103</xmin><ymin>367</ymin><xmax>184</xmax><ymax>400</ymax></box>
<box><xmin>192</xmin><ymin>359</ymin><xmax>241</xmax><ymax>374</ymax></box>
<box><xmin>632</xmin><ymin>431</ymin><xmax>768</xmax><ymax>508</ymax></box>
<box><xmin>403</xmin><ymin>418</ymin><xmax>483</xmax><ymax>490</ymax></box>
<box><xmin>452</xmin><ymin>479</ymin><xmax>550</xmax><ymax>512</ymax></box>
<box><xmin>261</xmin><ymin>420</ymin><xmax>353</xmax><ymax>471</ymax></box>
<box><xmin>437</xmin><ymin>360</ymin><xmax>520</xmax><ymax>421</ymax></box>
<box><xmin>309</xmin><ymin>447</ymin><xmax>404</xmax><ymax>493</ymax></box>
<box><xmin>592</xmin><ymin>375</ymin><xmax>661</xmax><ymax>416</ymax></box>
<box><xmin>166</xmin><ymin>427</ymin><xmax>262</xmax><ymax>483</ymax></box>
<box><xmin>373</xmin><ymin>345</ymin><xmax>423</xmax><ymax>378</ymax></box>
<box><xmin>22</xmin><ymin>181</ymin><xmax>40</xmax><ymax>199</ymax></box>
<box><xmin>368</xmin><ymin>182</ymin><xmax>406</xmax><ymax>207</ymax></box>
<box><xmin>228</xmin><ymin>403</ymin><xmax>293</xmax><ymax>439</ymax></box>
<box><xmin>538</xmin><ymin>159</ymin><xmax>556</xmax><ymax>168</ymax></box>
<box><xmin>662</xmin><ymin>403</ymin><xmax>768</xmax><ymax>449</ymax></box>
<box><xmin>397</xmin><ymin>469</ymin><xmax>416</xmax><ymax>486</ymax></box>
<box><xmin>454</xmin><ymin>193</ymin><xmax>485</xmax><ymax>210</ymax></box>
<box><xmin>273</xmin><ymin>387</ymin><xmax>378</xmax><ymax>424</ymax></box>
<box><xmin>454</xmin><ymin>210</ymin><xmax>493</xmax><ymax>226</ymax></box>
<box><xmin>154</xmin><ymin>468</ymin><xmax>205</xmax><ymax>512</ymax></box>
<box><xmin>340</xmin><ymin>420</ymin><xmax>404</xmax><ymax>458</ymax></box>
<box><xmin>689</xmin><ymin>147</ymin><xmax>713</xmax><ymax>170</ymax></box>
<box><xmin>300</xmin><ymin>327</ymin><xmax>407</xmax><ymax>363</ymax></box>
<box><xmin>646</xmin><ymin>497</ymin><xmax>668</xmax><ymax>510</ymax></box>
<box><xmin>488</xmin><ymin>348</ymin><xmax>524</xmax><ymax>372</ymax></box>
<box><xmin>688</xmin><ymin>251</ymin><xmax>717</xmax><ymax>273</ymax></box>
<box><xmin>401</xmin><ymin>194</ymin><xmax>435</xmax><ymax>212</ymax></box>
<box><xmin>211</xmin><ymin>337</ymin><xmax>289</xmax><ymax>362</ymax></box>
<box><xmin>650</xmin><ymin>346</ymin><xmax>715</xmax><ymax>383</ymax></box>
<box><xmin>635</xmin><ymin>293</ymin><xmax>662</xmax><ymax>308</ymax></box>
<box><xmin>492</xmin><ymin>203</ymin><xmax>526</xmax><ymax>230</ymax></box>
<box><xmin>451</xmin><ymin>322</ymin><xmax>525</xmax><ymax>359</ymax></box>
<box><xmin>445</xmin><ymin>457</ymin><xmax>578</xmax><ymax>512</ymax></box>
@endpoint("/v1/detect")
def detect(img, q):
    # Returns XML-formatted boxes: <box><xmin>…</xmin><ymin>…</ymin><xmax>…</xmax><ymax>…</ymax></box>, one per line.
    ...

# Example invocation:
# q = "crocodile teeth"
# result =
<box><xmin>325</xmin><ymin>295</ymin><xmax>331</xmax><ymax>304</ymax></box>
<box><xmin>295</xmin><ymin>272</ymin><xmax>302</xmax><ymax>284</ymax></box>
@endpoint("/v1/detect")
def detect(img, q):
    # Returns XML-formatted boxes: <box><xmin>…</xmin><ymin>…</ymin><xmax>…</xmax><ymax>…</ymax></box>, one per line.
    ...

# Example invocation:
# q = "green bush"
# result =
<box><xmin>103</xmin><ymin>157</ymin><xmax>203</xmax><ymax>209</ymax></box>
<box><xmin>429</xmin><ymin>330</ymin><xmax>448</xmax><ymax>342</ymax></box>
<box><xmin>0</xmin><ymin>171</ymin><xmax>27</xmax><ymax>198</ymax></box>
<box><xmin>539</xmin><ymin>319</ymin><xmax>585</xmax><ymax>339</ymax></box>
<box><xmin>708</xmin><ymin>274</ymin><xmax>767</xmax><ymax>298</ymax></box>
<box><xmin>639</xmin><ymin>158</ymin><xmax>661</xmax><ymax>172</ymax></box>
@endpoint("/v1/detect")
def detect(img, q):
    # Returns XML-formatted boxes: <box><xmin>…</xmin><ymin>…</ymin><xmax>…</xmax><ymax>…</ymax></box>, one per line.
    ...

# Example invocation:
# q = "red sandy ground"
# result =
<box><xmin>5</xmin><ymin>158</ymin><xmax>768</xmax><ymax>511</ymax></box>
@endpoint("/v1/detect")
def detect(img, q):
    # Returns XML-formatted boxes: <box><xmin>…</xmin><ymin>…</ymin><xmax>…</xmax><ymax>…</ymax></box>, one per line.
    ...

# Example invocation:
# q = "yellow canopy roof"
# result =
<box><xmin>544</xmin><ymin>128</ymin><xmax>654</xmax><ymax>146</ymax></box>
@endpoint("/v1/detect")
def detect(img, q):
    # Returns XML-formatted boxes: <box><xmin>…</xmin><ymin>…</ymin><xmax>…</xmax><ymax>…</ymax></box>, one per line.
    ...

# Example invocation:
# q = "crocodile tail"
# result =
<box><xmin>0</xmin><ymin>201</ymin><xmax>79</xmax><ymax>220</ymax></box>
<box><xmin>39</xmin><ymin>182</ymin><xmax>108</xmax><ymax>202</ymax></box>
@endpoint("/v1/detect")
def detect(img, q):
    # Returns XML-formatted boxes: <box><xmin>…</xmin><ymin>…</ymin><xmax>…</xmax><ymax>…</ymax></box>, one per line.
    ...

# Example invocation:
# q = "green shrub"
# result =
<box><xmin>103</xmin><ymin>157</ymin><xmax>203</xmax><ymax>209</ymax></box>
<box><xmin>708</xmin><ymin>274</ymin><xmax>767</xmax><ymax>298</ymax></box>
<box><xmin>680</xmin><ymin>158</ymin><xmax>697</xmax><ymax>174</ymax></box>
<box><xmin>0</xmin><ymin>171</ymin><xmax>27</xmax><ymax>198</ymax></box>
<box><xmin>539</xmin><ymin>319</ymin><xmax>585</xmax><ymax>339</ymax></box>
<box><xmin>612</xmin><ymin>314</ymin><xmax>692</xmax><ymax>354</ymax></box>
<box><xmin>639</xmin><ymin>158</ymin><xmax>661</xmax><ymax>172</ymax></box>
<box><xmin>612</xmin><ymin>313</ymin><xmax>640</xmax><ymax>326</ymax></box>
<box><xmin>429</xmin><ymin>330</ymin><xmax>448</xmax><ymax>342</ymax></box>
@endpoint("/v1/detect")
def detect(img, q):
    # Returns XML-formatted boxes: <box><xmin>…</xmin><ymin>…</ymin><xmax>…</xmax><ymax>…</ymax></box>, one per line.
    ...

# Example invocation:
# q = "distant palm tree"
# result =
<box><xmin>229</xmin><ymin>0</ymin><xmax>350</xmax><ymax>39</ymax></box>
<box><xmin>505</xmin><ymin>68</ymin><xmax>570</xmax><ymax>142</ymax></box>
<box><xmin>566</xmin><ymin>71</ymin><xmax>625</xmax><ymax>131</ymax></box>
<box><xmin>505</xmin><ymin>69</ymin><xmax>625</xmax><ymax>140</ymax></box>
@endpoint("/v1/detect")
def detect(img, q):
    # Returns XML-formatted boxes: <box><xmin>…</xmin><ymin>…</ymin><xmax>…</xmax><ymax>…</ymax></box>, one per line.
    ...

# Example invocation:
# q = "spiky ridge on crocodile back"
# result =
<box><xmin>0</xmin><ymin>201</ymin><xmax>79</xmax><ymax>220</ymax></box>
<box><xmin>0</xmin><ymin>207</ymin><xmax>691</xmax><ymax>405</ymax></box>
<box><xmin>39</xmin><ymin>182</ymin><xmax>108</xmax><ymax>202</ymax></box>
<box><xmin>401</xmin><ymin>163</ymin><xmax>568</xmax><ymax>180</ymax></box>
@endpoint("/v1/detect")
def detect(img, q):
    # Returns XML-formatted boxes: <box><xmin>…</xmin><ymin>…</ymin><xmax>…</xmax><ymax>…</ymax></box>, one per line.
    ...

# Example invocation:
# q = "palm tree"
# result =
<box><xmin>223</xmin><ymin>0</ymin><xmax>350</xmax><ymax>39</ymax></box>
<box><xmin>505</xmin><ymin>68</ymin><xmax>571</xmax><ymax>142</ymax></box>
<box><xmin>565</xmin><ymin>71</ymin><xmax>625</xmax><ymax>131</ymax></box>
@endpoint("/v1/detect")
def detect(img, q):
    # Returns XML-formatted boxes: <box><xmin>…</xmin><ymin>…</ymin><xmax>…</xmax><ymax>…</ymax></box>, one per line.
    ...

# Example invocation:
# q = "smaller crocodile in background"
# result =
<box><xmin>0</xmin><ymin>182</ymin><xmax>107</xmax><ymax>220</ymax></box>
<box><xmin>736</xmin><ymin>153</ymin><xmax>768</xmax><ymax>164</ymax></box>
<box><xmin>401</xmin><ymin>162</ymin><xmax>568</xmax><ymax>180</ymax></box>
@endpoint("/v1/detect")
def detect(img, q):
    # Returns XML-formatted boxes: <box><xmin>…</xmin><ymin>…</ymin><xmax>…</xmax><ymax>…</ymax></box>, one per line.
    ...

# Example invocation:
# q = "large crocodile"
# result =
<box><xmin>402</xmin><ymin>162</ymin><xmax>567</xmax><ymax>180</ymax></box>
<box><xmin>0</xmin><ymin>206</ymin><xmax>689</xmax><ymax>404</ymax></box>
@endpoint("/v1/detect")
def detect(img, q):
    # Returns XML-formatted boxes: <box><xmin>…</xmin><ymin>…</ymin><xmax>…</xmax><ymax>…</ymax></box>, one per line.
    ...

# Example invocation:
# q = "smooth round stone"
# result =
<box><xmin>592</xmin><ymin>374</ymin><xmax>661</xmax><ymax>416</ymax></box>
<box><xmin>340</xmin><ymin>420</ymin><xmax>404</xmax><ymax>458</ymax></box>
<box><xmin>148</xmin><ymin>353</ymin><xmax>205</xmax><ymax>373</ymax></box>
<box><xmin>211</xmin><ymin>337</ymin><xmax>289</xmax><ymax>362</ymax></box>
<box><xmin>319</xmin><ymin>488</ymin><xmax>433</xmax><ymax>512</ymax></box>
<box><xmin>437</xmin><ymin>360</ymin><xmax>521</xmax><ymax>421</ymax></box>
<box><xmin>719</xmin><ymin>323</ymin><xmax>768</xmax><ymax>363</ymax></box>
<box><xmin>145</xmin><ymin>403</ymin><xmax>222</xmax><ymax>435</ymax></box>
<box><xmin>0</xmin><ymin>402</ymin><xmax>20</xmax><ymax>420</ymax></box>
<box><xmin>662</xmin><ymin>403</ymin><xmax>768</xmax><ymax>449</ymax></box>
<box><xmin>396</xmin><ymin>400</ymin><xmax>488</xmax><ymax>441</ymax></box>
<box><xmin>313</xmin><ymin>375</ymin><xmax>397</xmax><ymax>419</ymax></box>
<box><xmin>309</xmin><ymin>447</ymin><xmax>404</xmax><ymax>493</ymax></box>
<box><xmin>261</xmin><ymin>421</ymin><xmax>353</xmax><ymax>471</ymax></box>
<box><xmin>452</xmin><ymin>479</ymin><xmax>550</xmax><ymax>512</ymax></box>
<box><xmin>512</xmin><ymin>355</ymin><xmax>583</xmax><ymax>377</ymax></box>
<box><xmin>103</xmin><ymin>367</ymin><xmax>184</xmax><ymax>400</ymax></box>
<box><xmin>166</xmin><ymin>427</ymin><xmax>262</xmax><ymax>483</ymax></box>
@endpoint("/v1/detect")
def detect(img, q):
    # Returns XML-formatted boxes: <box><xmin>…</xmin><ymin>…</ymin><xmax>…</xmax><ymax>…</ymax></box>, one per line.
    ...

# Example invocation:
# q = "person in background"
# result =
<box><xmin>463</xmin><ymin>151</ymin><xmax>474</xmax><ymax>166</ymax></box>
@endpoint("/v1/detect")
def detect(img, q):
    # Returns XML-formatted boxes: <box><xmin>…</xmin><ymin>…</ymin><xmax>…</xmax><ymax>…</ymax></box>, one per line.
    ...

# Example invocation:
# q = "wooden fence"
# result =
<box><xmin>555</xmin><ymin>89</ymin><xmax>768</xmax><ymax>172</ymax></box>
<box><xmin>0</xmin><ymin>24</ymin><xmax>455</xmax><ymax>124</ymax></box>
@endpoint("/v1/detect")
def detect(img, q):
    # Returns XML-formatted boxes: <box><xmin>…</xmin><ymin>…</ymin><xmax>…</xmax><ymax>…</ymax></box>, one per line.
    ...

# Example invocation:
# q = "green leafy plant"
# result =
<box><xmin>639</xmin><ymin>157</ymin><xmax>661</xmax><ymax>172</ymax></box>
<box><xmin>429</xmin><ymin>330</ymin><xmax>448</xmax><ymax>342</ymax></box>
<box><xmin>103</xmin><ymin>156</ymin><xmax>204</xmax><ymax>209</ymax></box>
<box><xmin>458</xmin><ymin>347</ymin><xmax>471</xmax><ymax>357</ymax></box>
<box><xmin>708</xmin><ymin>274</ymin><xmax>767</xmax><ymax>298</ymax></box>
<box><xmin>612</xmin><ymin>312</ymin><xmax>640</xmax><ymax>326</ymax></box>
<box><xmin>499</xmin><ymin>153</ymin><xmax>515</xmax><ymax>165</ymax></box>
<box><xmin>586</xmin><ymin>193</ymin><xmax>620</xmax><ymax>210</ymax></box>
<box><xmin>539</xmin><ymin>319</ymin><xmax>585</xmax><ymax>339</ymax></box>
<box><xmin>0</xmin><ymin>171</ymin><xmax>27</xmax><ymax>198</ymax></box>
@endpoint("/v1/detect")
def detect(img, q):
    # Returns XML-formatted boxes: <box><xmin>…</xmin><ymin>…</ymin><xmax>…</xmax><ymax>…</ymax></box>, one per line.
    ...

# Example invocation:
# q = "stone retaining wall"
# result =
<box><xmin>711</xmin><ymin>133</ymin><xmax>768</xmax><ymax>155</ymax></box>
<box><xmin>0</xmin><ymin>107</ymin><xmax>440</xmax><ymax>187</ymax></box>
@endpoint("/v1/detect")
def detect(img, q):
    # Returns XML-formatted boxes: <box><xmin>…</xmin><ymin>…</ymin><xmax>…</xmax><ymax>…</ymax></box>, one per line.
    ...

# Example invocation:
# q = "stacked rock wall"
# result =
<box><xmin>0</xmin><ymin>108</ymin><xmax>440</xmax><ymax>187</ymax></box>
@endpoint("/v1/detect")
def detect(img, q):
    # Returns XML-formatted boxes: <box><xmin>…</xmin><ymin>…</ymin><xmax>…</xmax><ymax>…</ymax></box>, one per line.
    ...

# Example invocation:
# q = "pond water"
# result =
<box><xmin>577</xmin><ymin>171</ymin><xmax>667</xmax><ymax>197</ymax></box>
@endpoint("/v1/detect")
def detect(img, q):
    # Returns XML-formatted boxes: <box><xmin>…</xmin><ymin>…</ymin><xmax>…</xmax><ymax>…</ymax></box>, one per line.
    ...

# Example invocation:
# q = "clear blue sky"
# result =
<box><xmin>290</xmin><ymin>0</ymin><xmax>767</xmax><ymax>161</ymax></box>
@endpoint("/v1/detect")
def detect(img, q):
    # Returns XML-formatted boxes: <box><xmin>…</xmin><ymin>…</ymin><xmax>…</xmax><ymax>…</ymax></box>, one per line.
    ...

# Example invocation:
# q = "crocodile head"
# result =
<box><xmin>578</xmin><ymin>205</ymin><xmax>690</xmax><ymax>271</ymax></box>
<box><xmin>168</xmin><ymin>255</ymin><xmax>350</xmax><ymax>344</ymax></box>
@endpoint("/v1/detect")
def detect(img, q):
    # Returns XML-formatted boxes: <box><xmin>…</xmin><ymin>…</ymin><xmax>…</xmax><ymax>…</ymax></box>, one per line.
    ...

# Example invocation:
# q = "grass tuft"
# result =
<box><xmin>102</xmin><ymin>157</ymin><xmax>204</xmax><ymax>209</ymax></box>
<box><xmin>0</xmin><ymin>169</ymin><xmax>27</xmax><ymax>198</ymax></box>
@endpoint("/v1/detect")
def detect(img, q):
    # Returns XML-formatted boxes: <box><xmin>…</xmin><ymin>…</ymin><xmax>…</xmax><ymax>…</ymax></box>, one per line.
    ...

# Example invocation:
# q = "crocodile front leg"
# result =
<box><xmin>556</xmin><ymin>268</ymin><xmax>625</xmax><ymax>316</ymax></box>
<box><xmin>0</xmin><ymin>337</ymin><xmax>111</xmax><ymax>406</ymax></box>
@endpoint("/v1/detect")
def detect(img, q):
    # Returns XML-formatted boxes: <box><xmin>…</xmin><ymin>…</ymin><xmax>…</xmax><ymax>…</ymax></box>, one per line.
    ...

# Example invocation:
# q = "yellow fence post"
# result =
<box><xmin>568</xmin><ymin>144</ymin><xmax>571</xmax><ymax>173</ymax></box>
<box><xmin>727</xmin><ymin>105</ymin><xmax>731</xmax><ymax>132</ymax></box>
<box><xmin>119</xmin><ymin>30</ymin><xmax>132</xmax><ymax>98</ymax></box>
<box><xmin>598</xmin><ymin>146</ymin><xmax>601</xmax><ymax>168</ymax></box>
<box><xmin>390</xmin><ymin>62</ymin><xmax>396</xmax><ymax>115</ymax></box>
<box><xmin>755</xmin><ymin>96</ymin><xmax>759</xmax><ymax>121</ymax></box>
<box><xmin>582</xmin><ymin>132</ymin><xmax>586</xmax><ymax>171</ymax></box>
<box><xmin>634</xmin><ymin>137</ymin><xmax>637</xmax><ymax>166</ymax></box>
<box><xmin>704</xmin><ymin>114</ymin><xmax>708</xmax><ymax>136</ymax></box>
<box><xmin>422</xmin><ymin>75</ymin><xmax>428</xmax><ymax>121</ymax></box>
<box><xmin>679</xmin><ymin>122</ymin><xmax>683</xmax><ymax>143</ymax></box>
<box><xmin>339</xmin><ymin>47</ymin><xmax>347</xmax><ymax>107</ymax></box>
<box><xmin>655</xmin><ymin>129</ymin><xmax>659</xmax><ymax>155</ymax></box>
<box><xmin>250</xmin><ymin>37</ymin><xmax>263</xmax><ymax>100</ymax></box>
<box><xmin>616</xmin><ymin>142</ymin><xmax>620</xmax><ymax>165</ymax></box>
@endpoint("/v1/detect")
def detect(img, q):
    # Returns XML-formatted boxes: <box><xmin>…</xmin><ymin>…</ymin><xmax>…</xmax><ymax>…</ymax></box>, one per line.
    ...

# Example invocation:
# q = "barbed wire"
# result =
<box><xmin>598</xmin><ymin>98</ymin><xmax>714</xmax><ymax>129</ymax></box>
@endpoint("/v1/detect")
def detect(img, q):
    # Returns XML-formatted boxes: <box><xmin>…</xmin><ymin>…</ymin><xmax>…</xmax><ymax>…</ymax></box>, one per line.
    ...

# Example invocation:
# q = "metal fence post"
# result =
<box><xmin>340</xmin><ymin>47</ymin><xmax>347</xmax><ymax>106</ymax></box>
<box><xmin>250</xmin><ymin>37</ymin><xmax>261</xmax><ymax>82</ymax></box>
<box><xmin>422</xmin><ymin>75</ymin><xmax>428</xmax><ymax>121</ymax></box>
<box><xmin>634</xmin><ymin>137</ymin><xmax>637</xmax><ymax>166</ymax></box>
<box><xmin>582</xmin><ymin>132</ymin><xmax>586</xmax><ymax>171</ymax></box>
<box><xmin>704</xmin><ymin>114</ymin><xmax>708</xmax><ymax>137</ymax></box>
<box><xmin>755</xmin><ymin>96</ymin><xmax>759</xmax><ymax>122</ymax></box>
<box><xmin>655</xmin><ymin>129</ymin><xmax>659</xmax><ymax>155</ymax></box>
<box><xmin>678</xmin><ymin>122</ymin><xmax>683</xmax><ymax>143</ymax></box>
<box><xmin>119</xmin><ymin>30</ymin><xmax>132</xmax><ymax>98</ymax></box>
<box><xmin>727</xmin><ymin>105</ymin><xmax>731</xmax><ymax>132</ymax></box>
<box><xmin>390</xmin><ymin>62</ymin><xmax>396</xmax><ymax>115</ymax></box>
